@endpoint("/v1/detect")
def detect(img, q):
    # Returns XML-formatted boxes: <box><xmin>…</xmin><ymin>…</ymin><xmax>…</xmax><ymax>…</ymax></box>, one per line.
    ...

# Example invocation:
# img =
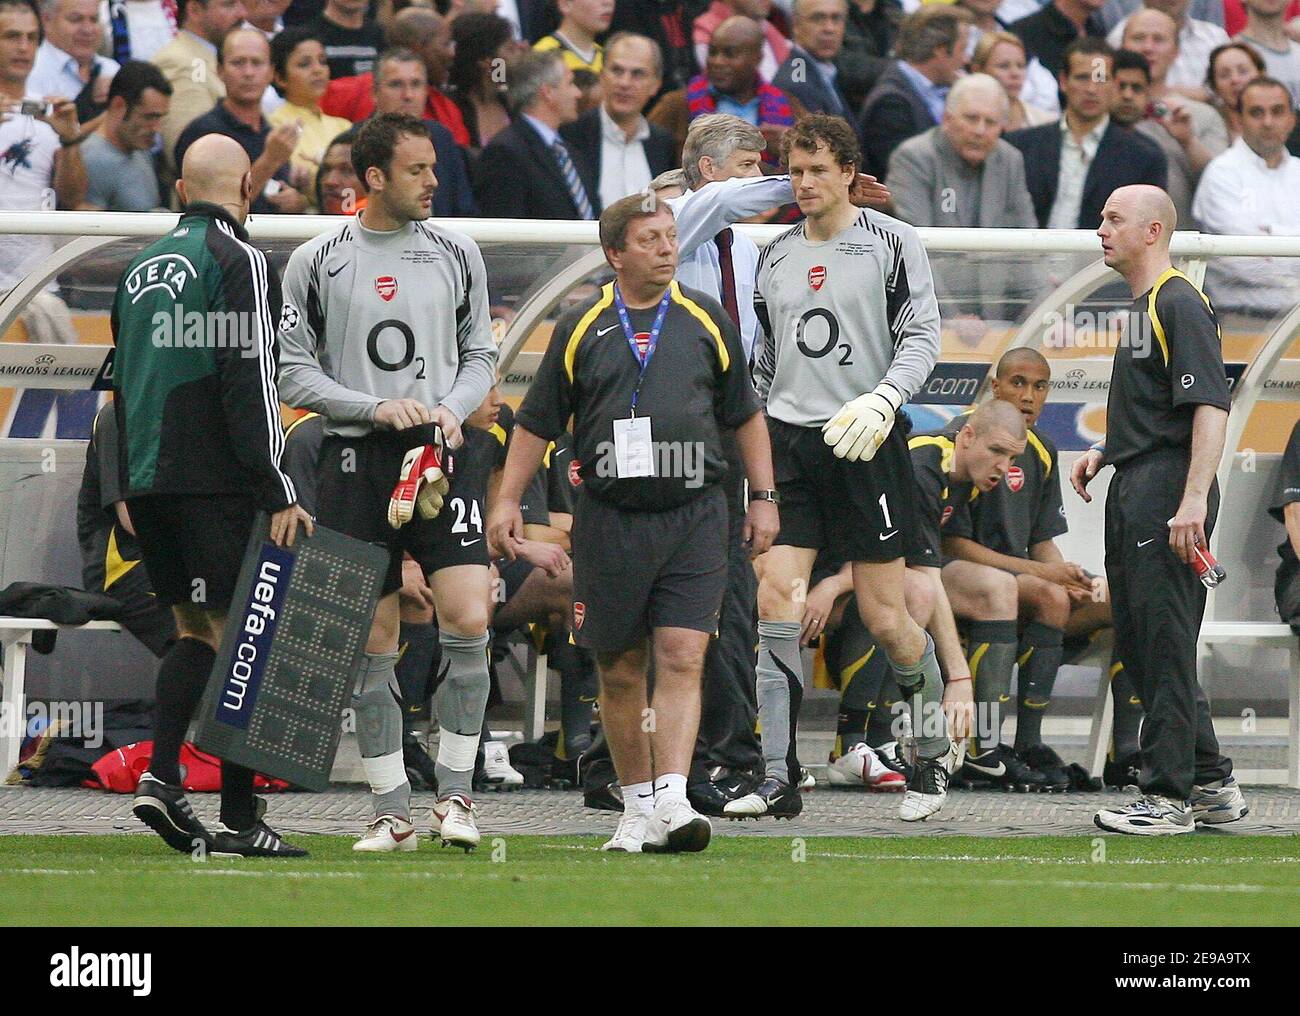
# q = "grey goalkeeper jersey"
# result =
<box><xmin>753</xmin><ymin>208</ymin><xmax>941</xmax><ymax>428</ymax></box>
<box><xmin>277</xmin><ymin>217</ymin><xmax>497</xmax><ymax>436</ymax></box>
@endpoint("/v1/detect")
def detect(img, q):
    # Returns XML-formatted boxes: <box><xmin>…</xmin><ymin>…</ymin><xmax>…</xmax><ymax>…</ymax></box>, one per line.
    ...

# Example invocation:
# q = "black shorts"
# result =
<box><xmin>316</xmin><ymin>428</ymin><xmax>490</xmax><ymax>595</ymax></box>
<box><xmin>768</xmin><ymin>417</ymin><xmax>919</xmax><ymax>563</ymax></box>
<box><xmin>128</xmin><ymin>493</ymin><xmax>257</xmax><ymax>611</ymax></box>
<box><xmin>571</xmin><ymin>486</ymin><xmax>728</xmax><ymax>652</ymax></box>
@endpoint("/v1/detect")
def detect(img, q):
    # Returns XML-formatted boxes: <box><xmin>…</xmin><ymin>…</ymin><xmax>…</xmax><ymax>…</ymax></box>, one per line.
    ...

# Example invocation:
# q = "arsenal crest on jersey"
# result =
<box><xmin>568</xmin><ymin>459</ymin><xmax>583</xmax><ymax>487</ymax></box>
<box><xmin>573</xmin><ymin>601</ymin><xmax>586</xmax><ymax>629</ymax></box>
<box><xmin>1006</xmin><ymin>465</ymin><xmax>1025</xmax><ymax>492</ymax></box>
<box><xmin>375</xmin><ymin>276</ymin><xmax>398</xmax><ymax>301</ymax></box>
<box><xmin>941</xmin><ymin>505</ymin><xmax>954</xmax><ymax>526</ymax></box>
<box><xmin>808</xmin><ymin>265</ymin><xmax>826</xmax><ymax>291</ymax></box>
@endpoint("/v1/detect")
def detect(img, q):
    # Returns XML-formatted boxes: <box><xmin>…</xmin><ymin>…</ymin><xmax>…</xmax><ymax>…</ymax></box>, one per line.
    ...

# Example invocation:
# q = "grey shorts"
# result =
<box><xmin>570</xmin><ymin>486</ymin><xmax>728</xmax><ymax>652</ymax></box>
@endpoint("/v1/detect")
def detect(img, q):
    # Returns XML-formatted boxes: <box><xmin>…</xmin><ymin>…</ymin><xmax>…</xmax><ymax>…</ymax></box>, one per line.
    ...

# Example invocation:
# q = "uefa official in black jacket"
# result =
<box><xmin>111</xmin><ymin>134</ymin><xmax>311</xmax><ymax>860</ymax></box>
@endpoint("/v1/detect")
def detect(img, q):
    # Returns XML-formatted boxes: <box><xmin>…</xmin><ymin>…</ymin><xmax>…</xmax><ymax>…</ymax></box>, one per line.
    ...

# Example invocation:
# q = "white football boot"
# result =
<box><xmin>481</xmin><ymin>741</ymin><xmax>524</xmax><ymax>790</ymax></box>
<box><xmin>899</xmin><ymin>739</ymin><xmax>964</xmax><ymax>822</ymax></box>
<box><xmin>828</xmin><ymin>743</ymin><xmax>907</xmax><ymax>791</ymax></box>
<box><xmin>431</xmin><ymin>793</ymin><xmax>481</xmax><ymax>851</ymax></box>
<box><xmin>353</xmin><ymin>815</ymin><xmax>418</xmax><ymax>853</ymax></box>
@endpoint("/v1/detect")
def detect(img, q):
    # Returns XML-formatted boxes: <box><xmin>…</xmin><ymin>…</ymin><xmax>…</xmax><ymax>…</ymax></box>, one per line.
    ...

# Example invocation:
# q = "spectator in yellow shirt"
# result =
<box><xmin>533</xmin><ymin>0</ymin><xmax>614</xmax><ymax>77</ymax></box>
<box><xmin>268</xmin><ymin>25</ymin><xmax>350</xmax><ymax>209</ymax></box>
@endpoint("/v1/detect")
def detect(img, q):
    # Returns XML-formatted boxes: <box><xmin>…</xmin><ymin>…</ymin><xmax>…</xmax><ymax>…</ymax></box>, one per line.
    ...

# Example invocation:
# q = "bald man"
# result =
<box><xmin>1079</xmin><ymin>184</ymin><xmax>1246</xmax><ymax>834</ymax></box>
<box><xmin>115</xmin><ymin>134</ymin><xmax>312</xmax><ymax>858</ymax></box>
<box><xmin>649</xmin><ymin>16</ymin><xmax>806</xmax><ymax>165</ymax></box>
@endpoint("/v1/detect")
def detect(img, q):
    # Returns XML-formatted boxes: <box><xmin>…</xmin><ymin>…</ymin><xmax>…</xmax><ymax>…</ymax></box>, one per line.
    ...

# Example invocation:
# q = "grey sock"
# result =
<box><xmin>890</xmin><ymin>632</ymin><xmax>948</xmax><ymax>759</ymax></box>
<box><xmin>433</xmin><ymin>629</ymin><xmax>491</xmax><ymax>797</ymax></box>
<box><xmin>756</xmin><ymin>620</ymin><xmax>803</xmax><ymax>783</ymax></box>
<box><xmin>967</xmin><ymin>620</ymin><xmax>1018</xmax><ymax>755</ymax></box>
<box><xmin>354</xmin><ymin>651</ymin><xmax>410</xmax><ymax>820</ymax></box>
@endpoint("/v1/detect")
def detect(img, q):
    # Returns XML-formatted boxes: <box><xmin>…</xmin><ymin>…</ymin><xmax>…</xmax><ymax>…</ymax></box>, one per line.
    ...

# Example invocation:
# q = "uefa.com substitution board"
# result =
<box><xmin>190</xmin><ymin>517</ymin><xmax>387</xmax><ymax>791</ymax></box>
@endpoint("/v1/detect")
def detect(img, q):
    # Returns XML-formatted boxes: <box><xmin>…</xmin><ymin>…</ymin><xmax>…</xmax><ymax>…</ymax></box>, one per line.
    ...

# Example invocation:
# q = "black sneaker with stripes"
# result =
<box><xmin>132</xmin><ymin>771</ymin><xmax>211</xmax><ymax>854</ymax></box>
<box><xmin>210</xmin><ymin>820</ymin><xmax>308</xmax><ymax>858</ymax></box>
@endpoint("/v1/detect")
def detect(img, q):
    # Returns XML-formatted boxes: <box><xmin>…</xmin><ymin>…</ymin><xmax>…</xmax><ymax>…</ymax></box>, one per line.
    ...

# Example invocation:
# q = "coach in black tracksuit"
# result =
<box><xmin>1079</xmin><ymin>186</ymin><xmax>1239</xmax><ymax>833</ymax></box>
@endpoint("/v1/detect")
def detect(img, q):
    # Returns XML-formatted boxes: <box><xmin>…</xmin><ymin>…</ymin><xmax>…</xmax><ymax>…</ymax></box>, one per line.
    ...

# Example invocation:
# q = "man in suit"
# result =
<box><xmin>152</xmin><ymin>0</ymin><xmax>247</xmax><ymax>171</ymax></box>
<box><xmin>475</xmin><ymin>49</ymin><xmax>598</xmax><ymax>219</ymax></box>
<box><xmin>858</xmin><ymin>4</ymin><xmax>973</xmax><ymax>178</ymax></box>
<box><xmin>889</xmin><ymin>73</ymin><xmax>1040</xmax><ymax>319</ymax></box>
<box><xmin>773</xmin><ymin>0</ymin><xmax>852</xmax><ymax>117</ymax></box>
<box><xmin>1006</xmin><ymin>37</ymin><xmax>1167</xmax><ymax>228</ymax></box>
<box><xmin>560</xmin><ymin>32</ymin><xmax>676</xmax><ymax>211</ymax></box>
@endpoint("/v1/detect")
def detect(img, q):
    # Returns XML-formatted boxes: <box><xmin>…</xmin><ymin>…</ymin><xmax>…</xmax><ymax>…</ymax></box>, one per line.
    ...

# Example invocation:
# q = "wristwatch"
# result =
<box><xmin>749</xmin><ymin>488</ymin><xmax>781</xmax><ymax>504</ymax></box>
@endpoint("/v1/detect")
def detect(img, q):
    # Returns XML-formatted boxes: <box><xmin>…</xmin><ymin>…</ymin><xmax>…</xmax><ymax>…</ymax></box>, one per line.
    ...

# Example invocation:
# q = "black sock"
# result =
<box><xmin>150</xmin><ymin>637</ymin><xmax>215</xmax><ymax>786</ymax></box>
<box><xmin>1110</xmin><ymin>658</ymin><xmax>1144</xmax><ymax>761</ymax></box>
<box><xmin>836</xmin><ymin>709</ymin><xmax>869</xmax><ymax>754</ymax></box>
<box><xmin>219</xmin><ymin>762</ymin><xmax>257</xmax><ymax>830</ymax></box>
<box><xmin>866</xmin><ymin>677</ymin><xmax>902</xmax><ymax>748</ymax></box>
<box><xmin>550</xmin><ymin>631</ymin><xmax>596</xmax><ymax>758</ymax></box>
<box><xmin>395</xmin><ymin>621</ymin><xmax>439</xmax><ymax>735</ymax></box>
<box><xmin>834</xmin><ymin>604</ymin><xmax>887</xmax><ymax>753</ymax></box>
<box><xmin>1014</xmin><ymin>622</ymin><xmax>1064</xmax><ymax>752</ymax></box>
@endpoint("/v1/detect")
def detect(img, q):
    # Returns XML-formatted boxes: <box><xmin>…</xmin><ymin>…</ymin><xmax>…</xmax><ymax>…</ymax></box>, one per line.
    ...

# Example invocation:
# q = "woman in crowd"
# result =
<box><xmin>268</xmin><ymin>25</ymin><xmax>351</xmax><ymax>210</ymax></box>
<box><xmin>1205</xmin><ymin>41</ymin><xmax>1267</xmax><ymax>141</ymax></box>
<box><xmin>449</xmin><ymin>12</ymin><xmax>528</xmax><ymax>157</ymax></box>
<box><xmin>972</xmin><ymin>31</ymin><xmax>1055</xmax><ymax>130</ymax></box>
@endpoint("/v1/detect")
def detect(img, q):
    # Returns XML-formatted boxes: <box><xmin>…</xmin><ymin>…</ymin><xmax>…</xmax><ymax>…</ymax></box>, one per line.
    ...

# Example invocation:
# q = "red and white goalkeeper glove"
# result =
<box><xmin>388</xmin><ymin>430</ymin><xmax>452</xmax><ymax>529</ymax></box>
<box><xmin>822</xmin><ymin>380</ymin><xmax>904</xmax><ymax>462</ymax></box>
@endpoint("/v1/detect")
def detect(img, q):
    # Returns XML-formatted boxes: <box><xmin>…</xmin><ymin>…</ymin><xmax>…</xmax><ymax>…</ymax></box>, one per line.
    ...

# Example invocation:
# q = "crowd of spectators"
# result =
<box><xmin>3</xmin><ymin>0</ymin><xmax>1300</xmax><ymax>314</ymax></box>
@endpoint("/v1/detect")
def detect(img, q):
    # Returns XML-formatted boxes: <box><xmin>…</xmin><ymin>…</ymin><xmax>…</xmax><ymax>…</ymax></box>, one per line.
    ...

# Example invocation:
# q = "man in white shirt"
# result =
<box><xmin>0</xmin><ymin>0</ymin><xmax>87</xmax><ymax>345</ymax></box>
<box><xmin>28</xmin><ymin>0</ymin><xmax>118</xmax><ymax>116</ymax></box>
<box><xmin>1193</xmin><ymin>76</ymin><xmax>1300</xmax><ymax>316</ymax></box>
<box><xmin>1106</xmin><ymin>0</ymin><xmax>1228</xmax><ymax>94</ymax></box>
<box><xmin>559</xmin><ymin>32</ymin><xmax>675</xmax><ymax>211</ymax></box>
<box><xmin>99</xmin><ymin>0</ymin><xmax>176</xmax><ymax>64</ymax></box>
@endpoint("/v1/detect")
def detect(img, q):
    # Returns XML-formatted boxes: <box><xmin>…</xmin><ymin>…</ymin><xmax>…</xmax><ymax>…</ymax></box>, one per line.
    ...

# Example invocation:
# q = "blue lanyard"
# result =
<box><xmin>613</xmin><ymin>283</ymin><xmax>672</xmax><ymax>416</ymax></box>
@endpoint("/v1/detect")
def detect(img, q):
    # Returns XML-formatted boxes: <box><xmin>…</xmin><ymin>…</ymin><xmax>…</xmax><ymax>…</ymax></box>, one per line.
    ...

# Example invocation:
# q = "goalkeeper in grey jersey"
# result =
<box><xmin>728</xmin><ymin>115</ymin><xmax>973</xmax><ymax>823</ymax></box>
<box><xmin>278</xmin><ymin>114</ymin><xmax>498</xmax><ymax>851</ymax></box>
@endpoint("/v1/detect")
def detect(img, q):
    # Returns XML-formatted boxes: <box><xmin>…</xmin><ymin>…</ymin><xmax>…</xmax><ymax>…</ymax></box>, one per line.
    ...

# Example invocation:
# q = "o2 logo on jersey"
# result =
<box><xmin>569</xmin><ymin>459</ymin><xmax>583</xmax><ymax>487</ymax></box>
<box><xmin>941</xmin><ymin>505</ymin><xmax>954</xmax><ymax>526</ymax></box>
<box><xmin>1181</xmin><ymin>373</ymin><xmax>1195</xmax><ymax>389</ymax></box>
<box><xmin>1005</xmin><ymin>465</ymin><xmax>1025</xmax><ymax>493</ymax></box>
<box><xmin>573</xmin><ymin>601</ymin><xmax>586</xmax><ymax>629</ymax></box>
<box><xmin>374</xmin><ymin>276</ymin><xmax>398</xmax><ymax>302</ymax></box>
<box><xmin>808</xmin><ymin>265</ymin><xmax>826</xmax><ymax>291</ymax></box>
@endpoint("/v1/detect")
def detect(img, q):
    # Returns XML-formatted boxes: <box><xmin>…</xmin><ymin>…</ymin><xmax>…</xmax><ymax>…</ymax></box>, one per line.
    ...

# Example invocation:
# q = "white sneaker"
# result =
<box><xmin>642</xmin><ymin>794</ymin><xmax>711</xmax><ymax>853</ymax></box>
<box><xmin>899</xmin><ymin>740</ymin><xmax>963</xmax><ymax>822</ymax></box>
<box><xmin>828</xmin><ymin>743</ymin><xmax>907</xmax><ymax>792</ymax></box>
<box><xmin>601</xmin><ymin>811</ymin><xmax>647</xmax><ymax>852</ymax></box>
<box><xmin>431</xmin><ymin>793</ymin><xmax>480</xmax><ymax>851</ymax></box>
<box><xmin>481</xmin><ymin>741</ymin><xmax>524</xmax><ymax>790</ymax></box>
<box><xmin>1095</xmin><ymin>795</ymin><xmax>1195</xmax><ymax>836</ymax></box>
<box><xmin>353</xmin><ymin>815</ymin><xmax>418</xmax><ymax>853</ymax></box>
<box><xmin>1189</xmin><ymin>776</ymin><xmax>1249</xmax><ymax>826</ymax></box>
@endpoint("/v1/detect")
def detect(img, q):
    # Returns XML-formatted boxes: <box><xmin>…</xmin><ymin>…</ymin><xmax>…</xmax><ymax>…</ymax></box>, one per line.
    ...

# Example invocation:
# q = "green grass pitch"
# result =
<box><xmin>2</xmin><ymin>834</ymin><xmax>1298</xmax><ymax>925</ymax></box>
